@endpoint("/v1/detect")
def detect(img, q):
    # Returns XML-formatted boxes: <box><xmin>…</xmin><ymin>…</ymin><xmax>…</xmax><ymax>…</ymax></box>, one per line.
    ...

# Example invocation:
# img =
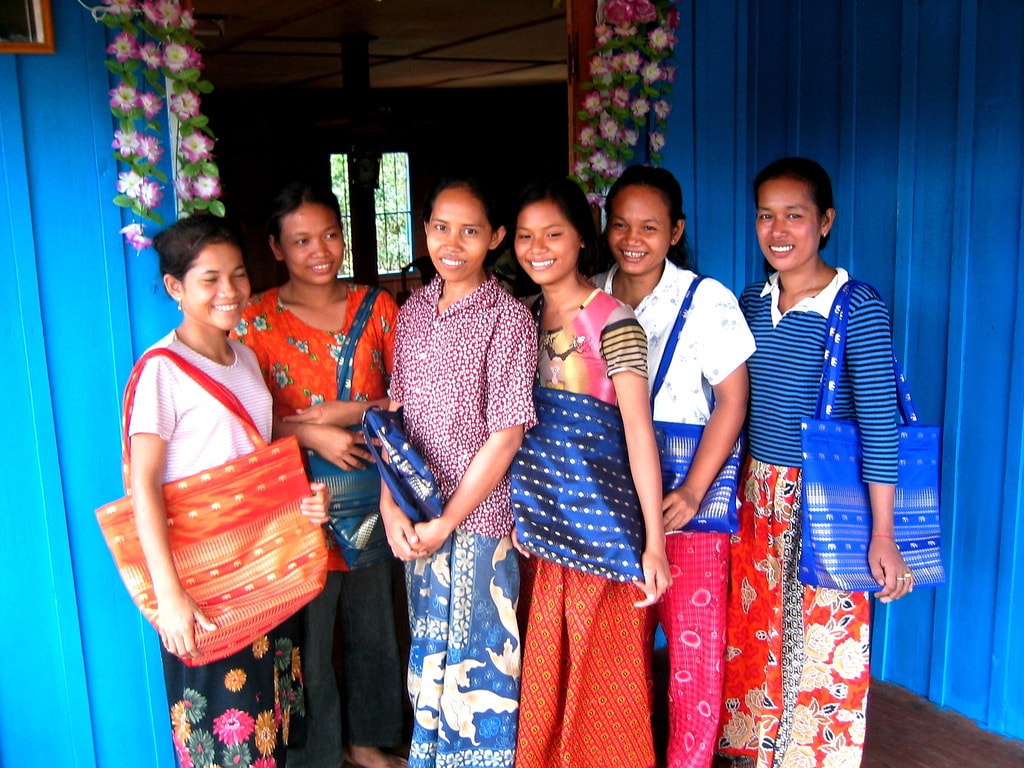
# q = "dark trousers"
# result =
<box><xmin>288</xmin><ymin>560</ymin><xmax>404</xmax><ymax>768</ymax></box>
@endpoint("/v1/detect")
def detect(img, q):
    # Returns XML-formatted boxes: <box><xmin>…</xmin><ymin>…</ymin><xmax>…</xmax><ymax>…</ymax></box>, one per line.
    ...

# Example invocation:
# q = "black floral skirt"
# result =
<box><xmin>162</xmin><ymin>617</ymin><xmax>306</xmax><ymax>768</ymax></box>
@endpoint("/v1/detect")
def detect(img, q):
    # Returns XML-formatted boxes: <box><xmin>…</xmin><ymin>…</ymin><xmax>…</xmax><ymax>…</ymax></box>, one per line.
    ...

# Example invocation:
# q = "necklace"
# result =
<box><xmin>781</xmin><ymin>268</ymin><xmax>837</xmax><ymax>301</ymax></box>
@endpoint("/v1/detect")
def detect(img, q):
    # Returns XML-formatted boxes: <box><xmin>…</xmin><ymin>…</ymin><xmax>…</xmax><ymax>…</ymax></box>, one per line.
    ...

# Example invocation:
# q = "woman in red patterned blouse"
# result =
<box><xmin>380</xmin><ymin>178</ymin><xmax>538</xmax><ymax>768</ymax></box>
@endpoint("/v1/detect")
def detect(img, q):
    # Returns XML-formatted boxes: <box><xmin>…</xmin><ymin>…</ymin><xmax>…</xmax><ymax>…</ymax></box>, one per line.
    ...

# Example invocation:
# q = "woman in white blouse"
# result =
<box><xmin>593</xmin><ymin>165</ymin><xmax>754</xmax><ymax>768</ymax></box>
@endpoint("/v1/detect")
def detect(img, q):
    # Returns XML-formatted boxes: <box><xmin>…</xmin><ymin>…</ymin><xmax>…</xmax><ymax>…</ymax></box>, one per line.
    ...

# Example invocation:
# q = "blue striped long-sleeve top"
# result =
<box><xmin>739</xmin><ymin>276</ymin><xmax>899</xmax><ymax>484</ymax></box>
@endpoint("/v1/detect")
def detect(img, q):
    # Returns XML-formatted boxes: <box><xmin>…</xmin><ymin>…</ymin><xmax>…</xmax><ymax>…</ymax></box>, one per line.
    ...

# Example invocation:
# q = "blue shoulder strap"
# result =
<box><xmin>335</xmin><ymin>286</ymin><xmax>383</xmax><ymax>401</ymax></box>
<box><xmin>650</xmin><ymin>275</ymin><xmax>704</xmax><ymax>403</ymax></box>
<box><xmin>816</xmin><ymin>278</ymin><xmax>918</xmax><ymax>424</ymax></box>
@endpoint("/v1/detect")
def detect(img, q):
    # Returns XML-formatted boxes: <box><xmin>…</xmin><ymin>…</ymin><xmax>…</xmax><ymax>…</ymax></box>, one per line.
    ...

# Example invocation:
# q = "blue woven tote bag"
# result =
<box><xmin>799</xmin><ymin>280</ymin><xmax>945</xmax><ymax>591</ymax></box>
<box><xmin>511</xmin><ymin>386</ymin><xmax>645</xmax><ymax>582</ymax></box>
<box><xmin>305</xmin><ymin>287</ymin><xmax>390</xmax><ymax>569</ymax></box>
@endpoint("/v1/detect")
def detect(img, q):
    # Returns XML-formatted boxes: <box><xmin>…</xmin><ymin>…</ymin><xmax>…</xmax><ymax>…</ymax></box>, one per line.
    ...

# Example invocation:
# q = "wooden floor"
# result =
<box><xmin>343</xmin><ymin>571</ymin><xmax>1024</xmax><ymax>767</ymax></box>
<box><xmin>652</xmin><ymin>649</ymin><xmax>1024</xmax><ymax>768</ymax></box>
<box><xmin>856</xmin><ymin>680</ymin><xmax>1024</xmax><ymax>768</ymax></box>
<box><xmin>342</xmin><ymin>664</ymin><xmax>1024</xmax><ymax>768</ymax></box>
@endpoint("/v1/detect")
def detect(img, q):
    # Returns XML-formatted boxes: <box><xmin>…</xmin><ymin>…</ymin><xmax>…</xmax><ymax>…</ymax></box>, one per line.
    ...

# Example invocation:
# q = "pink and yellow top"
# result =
<box><xmin>534</xmin><ymin>288</ymin><xmax>647</xmax><ymax>403</ymax></box>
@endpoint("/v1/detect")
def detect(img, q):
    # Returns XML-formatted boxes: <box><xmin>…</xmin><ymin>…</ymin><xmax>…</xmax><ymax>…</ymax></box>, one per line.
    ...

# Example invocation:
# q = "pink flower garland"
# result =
<box><xmin>95</xmin><ymin>0</ymin><xmax>224</xmax><ymax>250</ymax></box>
<box><xmin>572</xmin><ymin>0</ymin><xmax>680</xmax><ymax>205</ymax></box>
<box><xmin>603</xmin><ymin>0</ymin><xmax>658</xmax><ymax>27</ymax></box>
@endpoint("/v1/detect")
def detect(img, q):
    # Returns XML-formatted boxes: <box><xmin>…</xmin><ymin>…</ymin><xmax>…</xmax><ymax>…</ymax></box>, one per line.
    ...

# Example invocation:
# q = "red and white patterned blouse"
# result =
<box><xmin>233</xmin><ymin>284</ymin><xmax>398</xmax><ymax>571</ymax></box>
<box><xmin>390</xmin><ymin>274</ymin><xmax>538</xmax><ymax>537</ymax></box>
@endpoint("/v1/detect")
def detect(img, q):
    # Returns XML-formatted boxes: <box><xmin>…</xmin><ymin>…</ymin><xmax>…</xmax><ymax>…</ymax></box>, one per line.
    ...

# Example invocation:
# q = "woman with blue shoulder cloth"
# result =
<box><xmin>512</xmin><ymin>177</ymin><xmax>671</xmax><ymax>768</ymax></box>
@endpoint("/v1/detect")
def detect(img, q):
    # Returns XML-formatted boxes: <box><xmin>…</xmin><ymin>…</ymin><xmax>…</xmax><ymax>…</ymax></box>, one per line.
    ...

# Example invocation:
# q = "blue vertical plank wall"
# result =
<box><xmin>663</xmin><ymin>0</ymin><xmax>1024</xmax><ymax>741</ymax></box>
<box><xmin>0</xmin><ymin>2</ymin><xmax>177</xmax><ymax>767</ymax></box>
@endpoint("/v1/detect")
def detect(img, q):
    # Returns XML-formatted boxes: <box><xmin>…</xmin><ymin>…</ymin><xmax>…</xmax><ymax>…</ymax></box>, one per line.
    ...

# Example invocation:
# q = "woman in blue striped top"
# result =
<box><xmin>717</xmin><ymin>158</ymin><xmax>913</xmax><ymax>768</ymax></box>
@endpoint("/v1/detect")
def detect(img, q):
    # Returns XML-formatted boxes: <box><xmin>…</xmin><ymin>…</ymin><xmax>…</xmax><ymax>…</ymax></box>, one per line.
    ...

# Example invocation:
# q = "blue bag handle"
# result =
<box><xmin>334</xmin><ymin>286</ymin><xmax>382</xmax><ymax>402</ymax></box>
<box><xmin>816</xmin><ymin>279</ymin><xmax>919</xmax><ymax>424</ymax></box>
<box><xmin>305</xmin><ymin>285</ymin><xmax>383</xmax><ymax>474</ymax></box>
<box><xmin>650</xmin><ymin>275</ymin><xmax>705</xmax><ymax>403</ymax></box>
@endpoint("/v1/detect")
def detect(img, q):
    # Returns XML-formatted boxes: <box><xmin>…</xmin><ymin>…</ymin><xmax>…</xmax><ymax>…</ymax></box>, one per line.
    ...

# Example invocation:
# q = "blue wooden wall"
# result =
<box><xmin>0</xmin><ymin>2</ymin><xmax>178</xmax><ymax>766</ymax></box>
<box><xmin>1</xmin><ymin>1</ymin><xmax>1021</xmax><ymax>766</ymax></box>
<box><xmin>664</xmin><ymin>0</ymin><xmax>1024</xmax><ymax>740</ymax></box>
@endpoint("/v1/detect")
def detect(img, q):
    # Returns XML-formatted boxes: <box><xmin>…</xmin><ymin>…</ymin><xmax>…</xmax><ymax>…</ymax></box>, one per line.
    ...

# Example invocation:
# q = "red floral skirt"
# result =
<box><xmin>718</xmin><ymin>459</ymin><xmax>870</xmax><ymax>768</ymax></box>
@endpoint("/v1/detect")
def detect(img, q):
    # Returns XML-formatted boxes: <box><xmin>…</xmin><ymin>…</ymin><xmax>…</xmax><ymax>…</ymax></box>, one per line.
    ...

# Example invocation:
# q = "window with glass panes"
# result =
<box><xmin>329</xmin><ymin>152</ymin><xmax>413</xmax><ymax>276</ymax></box>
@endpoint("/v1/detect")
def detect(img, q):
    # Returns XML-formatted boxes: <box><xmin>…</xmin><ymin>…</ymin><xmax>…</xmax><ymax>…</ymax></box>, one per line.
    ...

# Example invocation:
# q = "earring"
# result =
<box><xmin>176</xmin><ymin>299</ymin><xmax>182</xmax><ymax>310</ymax></box>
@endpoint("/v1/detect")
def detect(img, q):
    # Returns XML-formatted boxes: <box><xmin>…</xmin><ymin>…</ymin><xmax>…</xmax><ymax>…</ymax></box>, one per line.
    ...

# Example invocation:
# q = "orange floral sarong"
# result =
<box><xmin>718</xmin><ymin>459</ymin><xmax>870</xmax><ymax>768</ymax></box>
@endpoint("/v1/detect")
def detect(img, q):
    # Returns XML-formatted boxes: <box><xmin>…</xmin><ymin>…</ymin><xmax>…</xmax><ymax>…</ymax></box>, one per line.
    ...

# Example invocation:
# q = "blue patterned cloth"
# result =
<box><xmin>405</xmin><ymin>530</ymin><xmax>521</xmax><ymax>768</ymax></box>
<box><xmin>511</xmin><ymin>386</ymin><xmax>645</xmax><ymax>582</ymax></box>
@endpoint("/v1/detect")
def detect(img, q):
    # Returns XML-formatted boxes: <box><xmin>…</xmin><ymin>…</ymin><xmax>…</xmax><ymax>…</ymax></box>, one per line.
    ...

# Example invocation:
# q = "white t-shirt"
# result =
<box><xmin>127</xmin><ymin>332</ymin><xmax>274</xmax><ymax>483</ymax></box>
<box><xmin>594</xmin><ymin>261</ymin><xmax>755</xmax><ymax>424</ymax></box>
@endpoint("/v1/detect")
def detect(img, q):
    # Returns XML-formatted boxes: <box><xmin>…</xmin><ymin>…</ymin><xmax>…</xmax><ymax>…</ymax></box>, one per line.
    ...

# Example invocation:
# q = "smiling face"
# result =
<box><xmin>423</xmin><ymin>185</ymin><xmax>505</xmax><ymax>291</ymax></box>
<box><xmin>164</xmin><ymin>241</ymin><xmax>250</xmax><ymax>338</ymax></box>
<box><xmin>514</xmin><ymin>199</ymin><xmax>586</xmax><ymax>289</ymax></box>
<box><xmin>755</xmin><ymin>175</ymin><xmax>835</xmax><ymax>276</ymax></box>
<box><xmin>605</xmin><ymin>183</ymin><xmax>684</xmax><ymax>283</ymax></box>
<box><xmin>269</xmin><ymin>202</ymin><xmax>345</xmax><ymax>285</ymax></box>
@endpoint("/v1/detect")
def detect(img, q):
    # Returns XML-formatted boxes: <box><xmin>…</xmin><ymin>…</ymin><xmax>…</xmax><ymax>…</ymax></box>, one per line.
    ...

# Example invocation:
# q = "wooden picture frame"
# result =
<box><xmin>0</xmin><ymin>0</ymin><xmax>55</xmax><ymax>54</ymax></box>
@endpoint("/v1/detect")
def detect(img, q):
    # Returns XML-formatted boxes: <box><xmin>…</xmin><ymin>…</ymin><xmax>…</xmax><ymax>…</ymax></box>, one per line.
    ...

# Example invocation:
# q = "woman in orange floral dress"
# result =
<box><xmin>234</xmin><ymin>183</ymin><xmax>406</xmax><ymax>768</ymax></box>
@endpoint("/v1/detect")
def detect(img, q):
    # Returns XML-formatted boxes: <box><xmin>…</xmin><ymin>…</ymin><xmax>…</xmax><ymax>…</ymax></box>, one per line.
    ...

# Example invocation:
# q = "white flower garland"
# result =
<box><xmin>572</xmin><ymin>0</ymin><xmax>680</xmax><ymax>205</ymax></box>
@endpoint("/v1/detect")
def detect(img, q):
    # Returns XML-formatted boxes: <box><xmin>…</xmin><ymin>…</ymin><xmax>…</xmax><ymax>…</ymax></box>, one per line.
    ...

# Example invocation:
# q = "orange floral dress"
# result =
<box><xmin>233</xmin><ymin>284</ymin><xmax>397</xmax><ymax>570</ymax></box>
<box><xmin>718</xmin><ymin>460</ymin><xmax>870</xmax><ymax>768</ymax></box>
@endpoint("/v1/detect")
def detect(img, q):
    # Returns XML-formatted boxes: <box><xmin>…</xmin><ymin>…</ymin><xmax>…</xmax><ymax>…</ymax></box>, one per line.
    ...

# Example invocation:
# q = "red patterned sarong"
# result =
<box><xmin>718</xmin><ymin>459</ymin><xmax>870</xmax><ymax>768</ymax></box>
<box><xmin>654</xmin><ymin>531</ymin><xmax>729</xmax><ymax>768</ymax></box>
<box><xmin>516</xmin><ymin>558</ymin><xmax>655</xmax><ymax>768</ymax></box>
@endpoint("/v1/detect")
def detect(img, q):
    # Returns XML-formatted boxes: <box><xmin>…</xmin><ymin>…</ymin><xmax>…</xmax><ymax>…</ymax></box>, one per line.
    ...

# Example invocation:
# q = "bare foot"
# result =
<box><xmin>344</xmin><ymin>745</ymin><xmax>408</xmax><ymax>768</ymax></box>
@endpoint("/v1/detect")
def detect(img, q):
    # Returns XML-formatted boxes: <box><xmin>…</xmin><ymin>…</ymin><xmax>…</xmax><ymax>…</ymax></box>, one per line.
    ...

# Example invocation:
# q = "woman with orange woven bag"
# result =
<box><xmin>128</xmin><ymin>216</ymin><xmax>330</xmax><ymax>768</ymax></box>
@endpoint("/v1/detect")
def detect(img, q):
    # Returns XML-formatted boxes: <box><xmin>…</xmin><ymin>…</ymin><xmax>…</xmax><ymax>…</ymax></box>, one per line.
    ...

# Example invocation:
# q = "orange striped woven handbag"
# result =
<box><xmin>96</xmin><ymin>348</ymin><xmax>328</xmax><ymax>666</ymax></box>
